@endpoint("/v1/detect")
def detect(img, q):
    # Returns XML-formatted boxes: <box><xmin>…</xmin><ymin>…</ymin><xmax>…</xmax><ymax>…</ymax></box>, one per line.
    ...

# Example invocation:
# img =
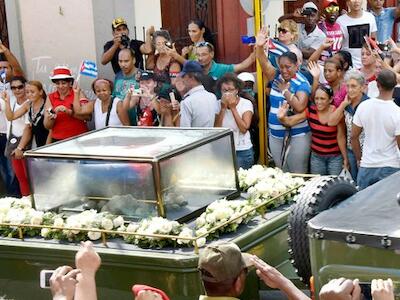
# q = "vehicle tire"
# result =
<box><xmin>287</xmin><ymin>176</ymin><xmax>358</xmax><ymax>284</ymax></box>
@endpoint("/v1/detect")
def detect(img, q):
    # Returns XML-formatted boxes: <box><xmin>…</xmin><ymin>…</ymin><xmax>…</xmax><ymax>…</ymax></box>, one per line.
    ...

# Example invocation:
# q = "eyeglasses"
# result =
<box><xmin>325</xmin><ymin>5</ymin><xmax>339</xmax><ymax>13</ymax></box>
<box><xmin>10</xmin><ymin>84</ymin><xmax>24</xmax><ymax>90</ymax></box>
<box><xmin>197</xmin><ymin>41</ymin><xmax>214</xmax><ymax>51</ymax></box>
<box><xmin>278</xmin><ymin>27</ymin><xmax>289</xmax><ymax>34</ymax></box>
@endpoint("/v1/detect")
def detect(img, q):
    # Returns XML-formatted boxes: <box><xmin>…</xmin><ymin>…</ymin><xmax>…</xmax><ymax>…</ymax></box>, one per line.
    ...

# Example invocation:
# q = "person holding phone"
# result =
<box><xmin>215</xmin><ymin>73</ymin><xmax>254</xmax><ymax>169</ymax></box>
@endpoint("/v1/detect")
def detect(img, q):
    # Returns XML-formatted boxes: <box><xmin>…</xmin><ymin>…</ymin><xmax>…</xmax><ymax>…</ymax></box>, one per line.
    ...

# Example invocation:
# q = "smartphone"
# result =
<box><xmin>40</xmin><ymin>269</ymin><xmax>54</xmax><ymax>289</ymax></box>
<box><xmin>165</xmin><ymin>42</ymin><xmax>173</xmax><ymax>49</ymax></box>
<box><xmin>359</xmin><ymin>283</ymin><xmax>372</xmax><ymax>300</ymax></box>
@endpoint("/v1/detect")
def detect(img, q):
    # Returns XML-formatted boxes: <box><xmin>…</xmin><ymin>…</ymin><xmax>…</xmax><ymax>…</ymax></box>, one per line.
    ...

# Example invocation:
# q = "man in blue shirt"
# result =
<box><xmin>368</xmin><ymin>0</ymin><xmax>400</xmax><ymax>42</ymax></box>
<box><xmin>196</xmin><ymin>42</ymin><xmax>255</xmax><ymax>80</ymax></box>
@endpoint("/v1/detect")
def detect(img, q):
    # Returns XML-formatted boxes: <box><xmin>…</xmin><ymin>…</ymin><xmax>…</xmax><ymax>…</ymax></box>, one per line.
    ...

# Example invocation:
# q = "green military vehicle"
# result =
<box><xmin>0</xmin><ymin>127</ymin><xmax>398</xmax><ymax>299</ymax></box>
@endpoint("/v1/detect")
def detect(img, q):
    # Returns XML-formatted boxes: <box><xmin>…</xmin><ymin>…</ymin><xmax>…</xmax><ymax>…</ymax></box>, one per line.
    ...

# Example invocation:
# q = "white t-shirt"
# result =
<box><xmin>298</xmin><ymin>24</ymin><xmax>326</xmax><ymax>51</ymax></box>
<box><xmin>353</xmin><ymin>98</ymin><xmax>400</xmax><ymax>168</ymax></box>
<box><xmin>94</xmin><ymin>97</ymin><xmax>122</xmax><ymax>129</ymax></box>
<box><xmin>0</xmin><ymin>83</ymin><xmax>10</xmax><ymax>133</ymax></box>
<box><xmin>217</xmin><ymin>97</ymin><xmax>253</xmax><ymax>151</ymax></box>
<box><xmin>6</xmin><ymin>96</ymin><xmax>29</xmax><ymax>137</ymax></box>
<box><xmin>337</xmin><ymin>11</ymin><xmax>377</xmax><ymax>69</ymax></box>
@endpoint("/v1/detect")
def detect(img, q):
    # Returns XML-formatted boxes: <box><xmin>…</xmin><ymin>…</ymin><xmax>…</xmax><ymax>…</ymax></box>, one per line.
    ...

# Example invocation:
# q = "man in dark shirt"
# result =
<box><xmin>102</xmin><ymin>17</ymin><xmax>152</xmax><ymax>73</ymax></box>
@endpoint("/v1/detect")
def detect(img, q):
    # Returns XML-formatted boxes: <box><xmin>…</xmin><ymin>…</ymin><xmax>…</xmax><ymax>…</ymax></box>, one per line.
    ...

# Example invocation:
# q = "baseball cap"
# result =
<box><xmin>238</xmin><ymin>72</ymin><xmax>255</xmax><ymax>83</ymax></box>
<box><xmin>132</xmin><ymin>285</ymin><xmax>170</xmax><ymax>300</ymax></box>
<box><xmin>179</xmin><ymin>61</ymin><xmax>203</xmax><ymax>77</ymax></box>
<box><xmin>139</xmin><ymin>70</ymin><xmax>155</xmax><ymax>81</ymax></box>
<box><xmin>302</xmin><ymin>2</ymin><xmax>318</xmax><ymax>11</ymax></box>
<box><xmin>322</xmin><ymin>0</ymin><xmax>339</xmax><ymax>8</ymax></box>
<box><xmin>112</xmin><ymin>17</ymin><xmax>127</xmax><ymax>30</ymax></box>
<box><xmin>198</xmin><ymin>242</ymin><xmax>253</xmax><ymax>283</ymax></box>
<box><xmin>49</xmin><ymin>66</ymin><xmax>74</xmax><ymax>81</ymax></box>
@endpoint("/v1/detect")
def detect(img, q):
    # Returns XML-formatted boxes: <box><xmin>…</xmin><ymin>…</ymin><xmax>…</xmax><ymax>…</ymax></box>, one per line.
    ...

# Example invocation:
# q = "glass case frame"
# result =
<box><xmin>24</xmin><ymin>127</ymin><xmax>240</xmax><ymax>222</ymax></box>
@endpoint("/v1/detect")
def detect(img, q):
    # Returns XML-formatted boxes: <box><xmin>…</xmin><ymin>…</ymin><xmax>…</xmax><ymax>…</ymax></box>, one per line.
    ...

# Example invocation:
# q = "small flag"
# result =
<box><xmin>79</xmin><ymin>60</ymin><xmax>98</xmax><ymax>78</ymax></box>
<box><xmin>267</xmin><ymin>39</ymin><xmax>290</xmax><ymax>69</ymax></box>
<box><xmin>0</xmin><ymin>69</ymin><xmax>6</xmax><ymax>83</ymax></box>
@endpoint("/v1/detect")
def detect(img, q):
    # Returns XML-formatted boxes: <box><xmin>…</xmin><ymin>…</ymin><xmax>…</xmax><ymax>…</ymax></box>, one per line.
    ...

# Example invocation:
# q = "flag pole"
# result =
<box><xmin>254</xmin><ymin>0</ymin><xmax>267</xmax><ymax>165</ymax></box>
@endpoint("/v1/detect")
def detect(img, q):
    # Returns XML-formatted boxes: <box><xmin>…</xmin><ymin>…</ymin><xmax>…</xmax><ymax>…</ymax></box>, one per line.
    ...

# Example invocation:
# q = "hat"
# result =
<box><xmin>139</xmin><ymin>70</ymin><xmax>155</xmax><ymax>81</ymax></box>
<box><xmin>132</xmin><ymin>285</ymin><xmax>170</xmax><ymax>300</ymax></box>
<box><xmin>179</xmin><ymin>61</ymin><xmax>203</xmax><ymax>77</ymax></box>
<box><xmin>198</xmin><ymin>242</ymin><xmax>253</xmax><ymax>283</ymax></box>
<box><xmin>238</xmin><ymin>72</ymin><xmax>255</xmax><ymax>83</ymax></box>
<box><xmin>112</xmin><ymin>17</ymin><xmax>127</xmax><ymax>30</ymax></box>
<box><xmin>322</xmin><ymin>0</ymin><xmax>339</xmax><ymax>8</ymax></box>
<box><xmin>49</xmin><ymin>66</ymin><xmax>74</xmax><ymax>81</ymax></box>
<box><xmin>302</xmin><ymin>2</ymin><xmax>318</xmax><ymax>11</ymax></box>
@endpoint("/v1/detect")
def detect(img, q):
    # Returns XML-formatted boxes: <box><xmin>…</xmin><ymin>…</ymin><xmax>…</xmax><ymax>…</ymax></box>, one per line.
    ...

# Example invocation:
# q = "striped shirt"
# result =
<box><xmin>269</xmin><ymin>72</ymin><xmax>311</xmax><ymax>138</ymax></box>
<box><xmin>306</xmin><ymin>105</ymin><xmax>340</xmax><ymax>155</ymax></box>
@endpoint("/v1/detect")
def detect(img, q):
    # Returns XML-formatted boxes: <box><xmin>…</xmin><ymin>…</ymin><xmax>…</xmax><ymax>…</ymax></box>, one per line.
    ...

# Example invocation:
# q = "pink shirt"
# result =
<box><xmin>333</xmin><ymin>83</ymin><xmax>347</xmax><ymax>108</ymax></box>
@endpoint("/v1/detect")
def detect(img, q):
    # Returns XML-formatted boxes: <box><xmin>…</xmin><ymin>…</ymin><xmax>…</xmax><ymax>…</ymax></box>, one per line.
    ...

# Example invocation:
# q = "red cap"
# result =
<box><xmin>132</xmin><ymin>285</ymin><xmax>170</xmax><ymax>300</ymax></box>
<box><xmin>323</xmin><ymin>0</ymin><xmax>339</xmax><ymax>8</ymax></box>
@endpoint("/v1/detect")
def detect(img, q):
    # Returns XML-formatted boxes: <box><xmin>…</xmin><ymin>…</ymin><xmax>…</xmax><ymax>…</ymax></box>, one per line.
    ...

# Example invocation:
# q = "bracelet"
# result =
<box><xmin>282</xmin><ymin>89</ymin><xmax>289</xmax><ymax>96</ymax></box>
<box><xmin>17</xmin><ymin>146</ymin><xmax>23</xmax><ymax>151</ymax></box>
<box><xmin>289</xmin><ymin>93</ymin><xmax>295</xmax><ymax>102</ymax></box>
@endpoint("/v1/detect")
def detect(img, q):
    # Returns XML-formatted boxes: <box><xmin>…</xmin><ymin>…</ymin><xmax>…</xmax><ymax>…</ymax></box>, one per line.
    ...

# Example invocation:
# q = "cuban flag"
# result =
<box><xmin>79</xmin><ymin>60</ymin><xmax>98</xmax><ymax>78</ymax></box>
<box><xmin>0</xmin><ymin>69</ymin><xmax>6</xmax><ymax>83</ymax></box>
<box><xmin>267</xmin><ymin>39</ymin><xmax>290</xmax><ymax>69</ymax></box>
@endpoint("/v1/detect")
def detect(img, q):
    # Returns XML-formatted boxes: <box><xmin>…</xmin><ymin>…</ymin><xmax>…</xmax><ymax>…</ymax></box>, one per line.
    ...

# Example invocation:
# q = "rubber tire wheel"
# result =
<box><xmin>288</xmin><ymin>176</ymin><xmax>358</xmax><ymax>284</ymax></box>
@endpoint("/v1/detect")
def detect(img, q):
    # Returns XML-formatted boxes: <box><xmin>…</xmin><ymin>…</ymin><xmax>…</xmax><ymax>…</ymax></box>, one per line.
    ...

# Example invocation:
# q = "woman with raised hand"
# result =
<box><xmin>73</xmin><ymin>78</ymin><xmax>125</xmax><ymax>129</ymax></box>
<box><xmin>255</xmin><ymin>27</ymin><xmax>311</xmax><ymax>173</ymax></box>
<box><xmin>214</xmin><ymin>73</ymin><xmax>254</xmax><ymax>170</ymax></box>
<box><xmin>1</xmin><ymin>76</ymin><xmax>30</xmax><ymax>195</ymax></box>
<box><xmin>151</xmin><ymin>30</ymin><xmax>182</xmax><ymax>84</ymax></box>
<box><xmin>278</xmin><ymin>85</ymin><xmax>347</xmax><ymax>175</ymax></box>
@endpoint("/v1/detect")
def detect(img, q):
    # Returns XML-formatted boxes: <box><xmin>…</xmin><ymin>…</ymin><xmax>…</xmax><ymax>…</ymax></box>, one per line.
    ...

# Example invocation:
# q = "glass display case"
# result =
<box><xmin>24</xmin><ymin>127</ymin><xmax>239</xmax><ymax>222</ymax></box>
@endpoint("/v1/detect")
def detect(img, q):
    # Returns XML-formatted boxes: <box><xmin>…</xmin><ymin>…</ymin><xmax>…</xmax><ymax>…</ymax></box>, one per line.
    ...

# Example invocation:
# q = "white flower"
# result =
<box><xmin>41</xmin><ymin>228</ymin><xmax>50</xmax><ymax>238</ymax></box>
<box><xmin>113</xmin><ymin>216</ymin><xmax>124</xmax><ymax>228</ymax></box>
<box><xmin>117</xmin><ymin>225</ymin><xmax>126</xmax><ymax>232</ymax></box>
<box><xmin>195</xmin><ymin>227</ymin><xmax>208</xmax><ymax>237</ymax></box>
<box><xmin>205</xmin><ymin>213</ymin><xmax>216</xmax><ymax>224</ymax></box>
<box><xmin>196</xmin><ymin>237</ymin><xmax>206</xmax><ymax>248</ymax></box>
<box><xmin>53</xmin><ymin>217</ymin><xmax>64</xmax><ymax>228</ymax></box>
<box><xmin>101</xmin><ymin>218</ymin><xmax>114</xmax><ymax>231</ymax></box>
<box><xmin>126</xmin><ymin>223</ymin><xmax>139</xmax><ymax>233</ymax></box>
<box><xmin>177</xmin><ymin>227</ymin><xmax>193</xmax><ymax>244</ymax></box>
<box><xmin>6</xmin><ymin>208</ymin><xmax>26</xmax><ymax>224</ymax></box>
<box><xmin>30</xmin><ymin>211</ymin><xmax>44</xmax><ymax>225</ymax></box>
<box><xmin>88</xmin><ymin>231</ymin><xmax>101</xmax><ymax>240</ymax></box>
<box><xmin>195</xmin><ymin>215</ymin><xmax>206</xmax><ymax>227</ymax></box>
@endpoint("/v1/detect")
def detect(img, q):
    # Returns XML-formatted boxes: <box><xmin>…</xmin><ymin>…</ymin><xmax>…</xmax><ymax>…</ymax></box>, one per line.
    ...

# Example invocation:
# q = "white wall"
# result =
<box><xmin>5</xmin><ymin>0</ymin><xmax>162</xmax><ymax>96</ymax></box>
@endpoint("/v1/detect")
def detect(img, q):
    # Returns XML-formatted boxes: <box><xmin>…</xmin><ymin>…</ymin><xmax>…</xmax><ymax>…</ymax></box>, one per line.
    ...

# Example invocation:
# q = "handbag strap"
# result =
<box><xmin>105</xmin><ymin>97</ymin><xmax>115</xmax><ymax>127</ymax></box>
<box><xmin>7</xmin><ymin>102</ymin><xmax>16</xmax><ymax>138</ymax></box>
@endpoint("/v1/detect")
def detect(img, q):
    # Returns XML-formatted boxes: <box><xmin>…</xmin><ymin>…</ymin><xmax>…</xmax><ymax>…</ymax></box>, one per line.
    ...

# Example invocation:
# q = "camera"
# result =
<box><xmin>121</xmin><ymin>33</ymin><xmax>130</xmax><ymax>48</ymax></box>
<box><xmin>40</xmin><ymin>270</ymin><xmax>54</xmax><ymax>289</ymax></box>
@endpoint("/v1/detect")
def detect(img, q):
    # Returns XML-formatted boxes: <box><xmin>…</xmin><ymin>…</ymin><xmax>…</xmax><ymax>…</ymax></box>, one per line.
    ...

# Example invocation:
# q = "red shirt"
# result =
<box><xmin>319</xmin><ymin>21</ymin><xmax>344</xmax><ymax>62</ymax></box>
<box><xmin>49</xmin><ymin>89</ymin><xmax>87</xmax><ymax>140</ymax></box>
<box><xmin>306</xmin><ymin>105</ymin><xmax>340</xmax><ymax>156</ymax></box>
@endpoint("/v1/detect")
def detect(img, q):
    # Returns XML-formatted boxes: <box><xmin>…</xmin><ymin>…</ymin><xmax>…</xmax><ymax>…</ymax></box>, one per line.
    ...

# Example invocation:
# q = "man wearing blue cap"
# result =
<box><xmin>179</xmin><ymin>61</ymin><xmax>218</xmax><ymax>127</ymax></box>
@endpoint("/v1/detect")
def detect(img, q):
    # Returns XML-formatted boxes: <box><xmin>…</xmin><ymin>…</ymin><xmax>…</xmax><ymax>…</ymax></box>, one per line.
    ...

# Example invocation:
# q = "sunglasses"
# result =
<box><xmin>10</xmin><ymin>84</ymin><xmax>25</xmax><ymax>90</ymax></box>
<box><xmin>325</xmin><ymin>5</ymin><xmax>339</xmax><ymax>13</ymax></box>
<box><xmin>197</xmin><ymin>41</ymin><xmax>214</xmax><ymax>51</ymax></box>
<box><xmin>278</xmin><ymin>27</ymin><xmax>289</xmax><ymax>34</ymax></box>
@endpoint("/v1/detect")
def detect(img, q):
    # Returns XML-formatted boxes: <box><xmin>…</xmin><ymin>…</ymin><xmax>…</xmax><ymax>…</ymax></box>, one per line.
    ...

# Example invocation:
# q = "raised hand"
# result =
<box><xmin>50</xmin><ymin>266</ymin><xmax>81</xmax><ymax>300</ymax></box>
<box><xmin>308</xmin><ymin>61</ymin><xmax>321</xmax><ymax>79</ymax></box>
<box><xmin>256</xmin><ymin>27</ymin><xmax>269</xmax><ymax>48</ymax></box>
<box><xmin>371</xmin><ymin>279</ymin><xmax>394</xmax><ymax>300</ymax></box>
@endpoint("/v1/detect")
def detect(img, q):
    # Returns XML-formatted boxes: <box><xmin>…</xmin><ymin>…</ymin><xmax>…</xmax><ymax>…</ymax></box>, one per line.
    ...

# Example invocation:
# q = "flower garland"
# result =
<box><xmin>0</xmin><ymin>166</ymin><xmax>305</xmax><ymax>249</ymax></box>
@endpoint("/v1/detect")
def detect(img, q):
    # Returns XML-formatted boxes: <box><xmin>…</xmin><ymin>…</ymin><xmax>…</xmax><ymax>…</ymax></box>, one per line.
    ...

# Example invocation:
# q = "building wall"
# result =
<box><xmin>5</xmin><ymin>0</ymin><xmax>161</xmax><ymax>96</ymax></box>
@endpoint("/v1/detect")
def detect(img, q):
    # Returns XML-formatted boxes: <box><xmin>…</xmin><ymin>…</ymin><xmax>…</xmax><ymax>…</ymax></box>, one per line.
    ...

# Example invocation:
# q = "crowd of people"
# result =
<box><xmin>49</xmin><ymin>241</ymin><xmax>395</xmax><ymax>300</ymax></box>
<box><xmin>1</xmin><ymin>0</ymin><xmax>400</xmax><ymax>197</ymax></box>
